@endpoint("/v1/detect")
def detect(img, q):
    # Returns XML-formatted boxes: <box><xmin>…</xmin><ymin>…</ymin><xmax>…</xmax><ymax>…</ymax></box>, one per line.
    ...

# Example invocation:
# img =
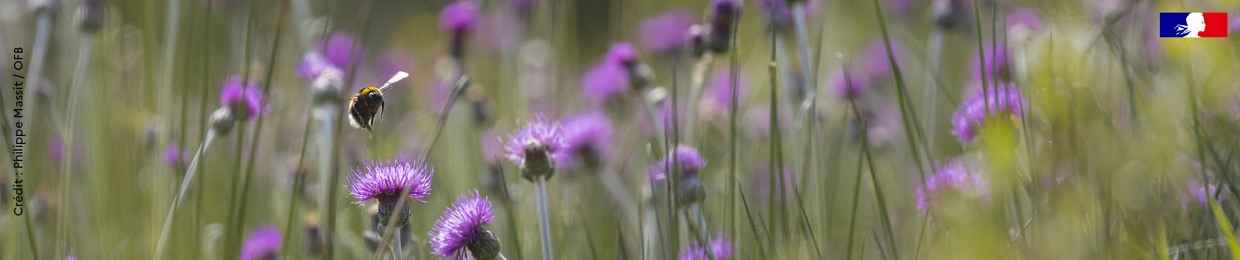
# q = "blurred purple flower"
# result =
<box><xmin>1188</xmin><ymin>180</ymin><xmax>1226</xmax><ymax>209</ymax></box>
<box><xmin>480</xmin><ymin>10</ymin><xmax>521</xmax><ymax>53</ymax></box>
<box><xmin>580</xmin><ymin>62</ymin><xmax>629</xmax><ymax>103</ymax></box>
<box><xmin>752</xmin><ymin>166</ymin><xmax>796</xmax><ymax>201</ymax></box>
<box><xmin>239</xmin><ymin>226</ymin><xmax>281</xmax><ymax>260</ymax></box>
<box><xmin>429</xmin><ymin>190</ymin><xmax>497</xmax><ymax>260</ymax></box>
<box><xmin>376</xmin><ymin>51</ymin><xmax>415</xmax><ymax>84</ymax></box>
<box><xmin>915</xmin><ymin>158</ymin><xmax>989</xmax><ymax>214</ymax></box>
<box><xmin>705</xmin><ymin>0</ymin><xmax>743</xmax><ymax>53</ymax></box>
<box><xmin>317</xmin><ymin>32</ymin><xmax>365</xmax><ymax>70</ymax></box>
<box><xmin>219</xmin><ymin>76</ymin><xmax>264</xmax><ymax>122</ymax></box>
<box><xmin>346</xmin><ymin>155</ymin><xmax>434</xmax><ymax>203</ymax></box>
<box><xmin>951</xmin><ymin>83</ymin><xmax>1024</xmax><ymax>143</ymax></box>
<box><xmin>700</xmin><ymin>69</ymin><xmax>750</xmax><ymax>118</ymax></box>
<box><xmin>639</xmin><ymin>11</ymin><xmax>697</xmax><ymax>54</ymax></box>
<box><xmin>857</xmin><ymin>39</ymin><xmax>908</xmax><ymax>78</ymax></box>
<box><xmin>164</xmin><ymin>144</ymin><xmax>185</xmax><ymax>169</ymax></box>
<box><xmin>440</xmin><ymin>1</ymin><xmax>480</xmax><ymax>34</ymax></box>
<box><xmin>650</xmin><ymin>145</ymin><xmax>706</xmax><ymax>181</ymax></box>
<box><xmin>607</xmin><ymin>43</ymin><xmax>639</xmax><ymax>66</ymax></box>
<box><xmin>968</xmin><ymin>43</ymin><xmax>1011</xmax><ymax>83</ymax></box>
<box><xmin>296</xmin><ymin>52</ymin><xmax>341</xmax><ymax>81</ymax></box>
<box><xmin>557</xmin><ymin>112</ymin><xmax>613</xmax><ymax>171</ymax></box>
<box><xmin>830</xmin><ymin>69</ymin><xmax>871</xmax><ymax>100</ymax></box>
<box><xmin>743</xmin><ymin>105</ymin><xmax>791</xmax><ymax>138</ymax></box>
<box><xmin>1232</xmin><ymin>16</ymin><xmax>1240</xmax><ymax>33</ymax></box>
<box><xmin>678</xmin><ymin>232</ymin><xmax>734</xmax><ymax>260</ymax></box>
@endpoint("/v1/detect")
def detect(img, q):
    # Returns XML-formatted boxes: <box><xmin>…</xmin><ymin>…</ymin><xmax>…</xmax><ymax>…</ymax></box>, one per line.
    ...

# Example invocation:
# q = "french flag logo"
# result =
<box><xmin>1159</xmin><ymin>12</ymin><xmax>1228</xmax><ymax>38</ymax></box>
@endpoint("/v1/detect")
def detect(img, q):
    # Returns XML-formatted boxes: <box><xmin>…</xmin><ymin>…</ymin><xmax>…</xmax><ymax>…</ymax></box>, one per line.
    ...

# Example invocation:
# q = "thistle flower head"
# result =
<box><xmin>705</xmin><ymin>0</ymin><xmax>743</xmax><ymax>53</ymax></box>
<box><xmin>219</xmin><ymin>76</ymin><xmax>264</xmax><ymax>122</ymax></box>
<box><xmin>347</xmin><ymin>155</ymin><xmax>435</xmax><ymax>227</ymax></box>
<box><xmin>504</xmin><ymin>116</ymin><xmax>567</xmax><ymax>181</ymax></box>
<box><xmin>317</xmin><ymin>32</ymin><xmax>365</xmax><ymax>70</ymax></box>
<box><xmin>580</xmin><ymin>62</ymin><xmax>629</xmax><ymax>103</ymax></box>
<box><xmin>429</xmin><ymin>190</ymin><xmax>499</xmax><ymax>260</ymax></box>
<box><xmin>650</xmin><ymin>145</ymin><xmax>706</xmax><ymax>181</ymax></box>
<box><xmin>440</xmin><ymin>1</ymin><xmax>480</xmax><ymax>35</ymax></box>
<box><xmin>347</xmin><ymin>155</ymin><xmax>434</xmax><ymax>203</ymax></box>
<box><xmin>607</xmin><ymin>43</ymin><xmax>639</xmax><ymax>66</ymax></box>
<box><xmin>951</xmin><ymin>83</ymin><xmax>1024</xmax><ymax>143</ymax></box>
<box><xmin>239</xmin><ymin>226</ymin><xmax>282</xmax><ymax>260</ymax></box>
<box><xmin>678</xmin><ymin>232</ymin><xmax>734</xmax><ymax>260</ymax></box>
<box><xmin>639</xmin><ymin>11</ymin><xmax>698</xmax><ymax>55</ymax></box>
<box><xmin>916</xmin><ymin>159</ymin><xmax>989</xmax><ymax>214</ymax></box>
<box><xmin>557</xmin><ymin>112</ymin><xmax>613</xmax><ymax>171</ymax></box>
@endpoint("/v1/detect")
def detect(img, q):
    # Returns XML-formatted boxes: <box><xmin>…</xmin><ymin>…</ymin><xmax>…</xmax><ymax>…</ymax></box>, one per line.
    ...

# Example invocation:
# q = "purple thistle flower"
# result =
<box><xmin>219</xmin><ymin>76</ymin><xmax>264</xmax><ymax>122</ymax></box>
<box><xmin>700</xmin><ymin>69</ymin><xmax>750</xmax><ymax>119</ymax></box>
<box><xmin>607</xmin><ymin>42</ymin><xmax>639</xmax><ymax>66</ymax></box>
<box><xmin>48</xmin><ymin>134</ymin><xmax>65</xmax><ymax>165</ymax></box>
<box><xmin>678</xmin><ymin>232</ymin><xmax>734</xmax><ymax>260</ymax></box>
<box><xmin>638</xmin><ymin>11</ymin><xmax>698</xmax><ymax>55</ymax></box>
<box><xmin>857</xmin><ymin>39</ymin><xmax>908</xmax><ymax>79</ymax></box>
<box><xmin>950</xmin><ymin>83</ymin><xmax>1024</xmax><ymax>143</ymax></box>
<box><xmin>580</xmin><ymin>62</ymin><xmax>629</xmax><ymax>103</ymax></box>
<box><xmin>429</xmin><ymin>190</ymin><xmax>500</xmax><ymax>260</ymax></box>
<box><xmin>316</xmin><ymin>32</ymin><xmax>365</xmax><ymax>70</ymax></box>
<box><xmin>915</xmin><ymin>159</ymin><xmax>989</xmax><ymax>214</ymax></box>
<box><xmin>830</xmin><ymin>68</ymin><xmax>871</xmax><ymax>100</ymax></box>
<box><xmin>239</xmin><ymin>225</ymin><xmax>282</xmax><ymax>260</ymax></box>
<box><xmin>705</xmin><ymin>0</ymin><xmax>743</xmax><ymax>53</ymax></box>
<box><xmin>347</xmin><ymin>155</ymin><xmax>435</xmax><ymax>227</ymax></box>
<box><xmin>650</xmin><ymin>145</ymin><xmax>707</xmax><ymax>181</ymax></box>
<box><xmin>296</xmin><ymin>52</ymin><xmax>342</xmax><ymax>81</ymax></box>
<box><xmin>346</xmin><ymin>155</ymin><xmax>434</xmax><ymax>203</ymax></box>
<box><xmin>968</xmin><ymin>43</ymin><xmax>1011</xmax><ymax>83</ymax></box>
<box><xmin>1188</xmin><ymin>180</ymin><xmax>1226</xmax><ymax>209</ymax></box>
<box><xmin>504</xmin><ymin>116</ymin><xmax>567</xmax><ymax>180</ymax></box>
<box><xmin>557</xmin><ymin>112</ymin><xmax>613</xmax><ymax>171</ymax></box>
<box><xmin>440</xmin><ymin>1</ymin><xmax>480</xmax><ymax>34</ymax></box>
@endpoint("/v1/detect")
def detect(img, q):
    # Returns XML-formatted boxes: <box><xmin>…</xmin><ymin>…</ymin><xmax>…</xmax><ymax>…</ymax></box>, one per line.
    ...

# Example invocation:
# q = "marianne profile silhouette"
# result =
<box><xmin>1176</xmin><ymin>12</ymin><xmax>1207</xmax><ymax>38</ymax></box>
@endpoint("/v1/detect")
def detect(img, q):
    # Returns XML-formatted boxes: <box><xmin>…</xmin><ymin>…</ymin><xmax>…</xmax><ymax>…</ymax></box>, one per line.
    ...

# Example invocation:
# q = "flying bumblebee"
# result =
<box><xmin>348</xmin><ymin>71</ymin><xmax>409</xmax><ymax>133</ymax></box>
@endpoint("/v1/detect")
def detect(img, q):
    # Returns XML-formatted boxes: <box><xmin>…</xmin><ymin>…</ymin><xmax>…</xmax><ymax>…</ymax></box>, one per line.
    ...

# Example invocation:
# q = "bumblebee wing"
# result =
<box><xmin>377</xmin><ymin>71</ymin><xmax>410</xmax><ymax>92</ymax></box>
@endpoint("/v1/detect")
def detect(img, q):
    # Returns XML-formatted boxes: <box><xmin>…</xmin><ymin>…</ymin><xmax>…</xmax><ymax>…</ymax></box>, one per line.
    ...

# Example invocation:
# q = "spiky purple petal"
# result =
<box><xmin>429</xmin><ymin>190</ymin><xmax>496</xmax><ymax>260</ymax></box>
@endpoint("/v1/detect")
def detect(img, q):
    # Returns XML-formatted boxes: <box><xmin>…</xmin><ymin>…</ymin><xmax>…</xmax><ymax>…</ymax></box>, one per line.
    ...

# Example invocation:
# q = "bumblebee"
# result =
<box><xmin>348</xmin><ymin>71</ymin><xmax>409</xmax><ymax>133</ymax></box>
